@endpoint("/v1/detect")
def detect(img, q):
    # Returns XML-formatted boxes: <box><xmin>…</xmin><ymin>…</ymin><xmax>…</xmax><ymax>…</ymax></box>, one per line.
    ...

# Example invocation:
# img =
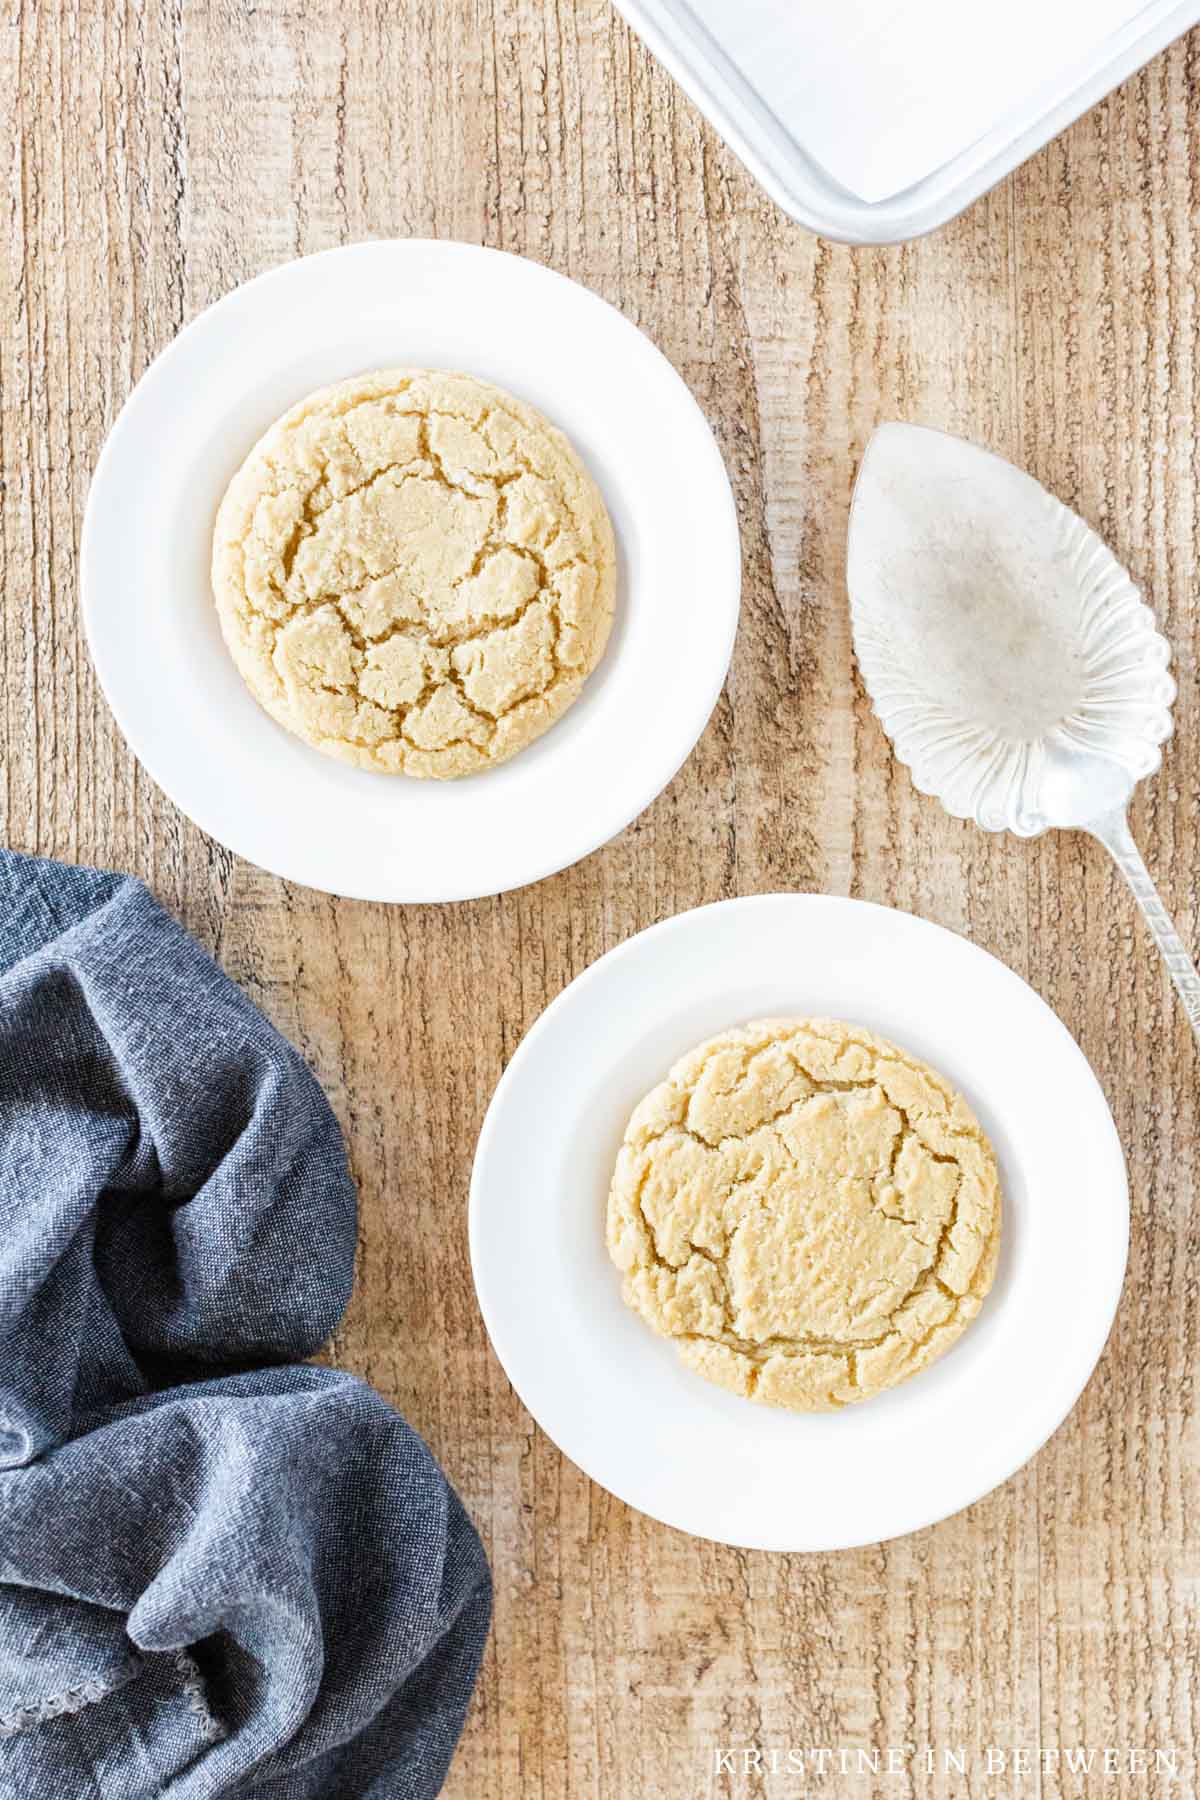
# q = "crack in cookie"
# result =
<box><xmin>606</xmin><ymin>1017</ymin><xmax>1002</xmax><ymax>1413</ymax></box>
<box><xmin>212</xmin><ymin>369</ymin><xmax>616</xmax><ymax>778</ymax></box>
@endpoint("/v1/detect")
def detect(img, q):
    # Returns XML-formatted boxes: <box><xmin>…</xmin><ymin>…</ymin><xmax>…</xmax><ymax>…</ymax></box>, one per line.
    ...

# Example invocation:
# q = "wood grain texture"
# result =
<box><xmin>3</xmin><ymin>3</ymin><xmax>1198</xmax><ymax>1793</ymax></box>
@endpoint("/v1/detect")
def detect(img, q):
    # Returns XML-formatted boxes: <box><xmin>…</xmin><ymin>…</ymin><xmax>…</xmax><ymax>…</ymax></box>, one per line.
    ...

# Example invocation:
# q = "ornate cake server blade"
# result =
<box><xmin>847</xmin><ymin>421</ymin><xmax>1199</xmax><ymax>1044</ymax></box>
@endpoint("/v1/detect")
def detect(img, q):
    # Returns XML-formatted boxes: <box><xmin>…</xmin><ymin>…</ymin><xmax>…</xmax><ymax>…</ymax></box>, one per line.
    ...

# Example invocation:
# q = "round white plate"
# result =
<box><xmin>80</xmin><ymin>242</ymin><xmax>740</xmax><ymax>902</ymax></box>
<box><xmin>470</xmin><ymin>895</ymin><xmax>1128</xmax><ymax>1551</ymax></box>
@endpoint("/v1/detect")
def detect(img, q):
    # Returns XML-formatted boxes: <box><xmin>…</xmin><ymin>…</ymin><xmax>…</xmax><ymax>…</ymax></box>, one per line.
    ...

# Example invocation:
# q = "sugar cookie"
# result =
<box><xmin>212</xmin><ymin>369</ymin><xmax>616</xmax><ymax>777</ymax></box>
<box><xmin>606</xmin><ymin>1017</ymin><xmax>1001</xmax><ymax>1411</ymax></box>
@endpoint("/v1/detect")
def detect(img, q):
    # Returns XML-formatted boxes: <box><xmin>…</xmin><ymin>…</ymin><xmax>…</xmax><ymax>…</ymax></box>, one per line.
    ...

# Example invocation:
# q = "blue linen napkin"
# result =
<box><xmin>0</xmin><ymin>850</ymin><xmax>490</xmax><ymax>1798</ymax></box>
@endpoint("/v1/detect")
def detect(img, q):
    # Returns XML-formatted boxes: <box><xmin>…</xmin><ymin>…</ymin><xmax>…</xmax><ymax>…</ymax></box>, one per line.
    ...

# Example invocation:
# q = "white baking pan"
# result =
<box><xmin>612</xmin><ymin>0</ymin><xmax>1200</xmax><ymax>243</ymax></box>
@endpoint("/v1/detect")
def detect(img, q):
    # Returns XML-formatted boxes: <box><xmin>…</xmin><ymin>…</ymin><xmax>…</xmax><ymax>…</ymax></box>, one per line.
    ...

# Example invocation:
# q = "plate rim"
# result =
<box><xmin>79</xmin><ymin>238</ymin><xmax>742</xmax><ymax>903</ymax></box>
<box><xmin>469</xmin><ymin>891</ymin><xmax>1130</xmax><ymax>1551</ymax></box>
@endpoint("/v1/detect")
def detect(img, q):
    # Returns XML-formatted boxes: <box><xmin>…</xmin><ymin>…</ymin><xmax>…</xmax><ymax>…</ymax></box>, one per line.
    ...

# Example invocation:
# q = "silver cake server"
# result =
<box><xmin>847</xmin><ymin>422</ymin><xmax>1199</xmax><ymax>1045</ymax></box>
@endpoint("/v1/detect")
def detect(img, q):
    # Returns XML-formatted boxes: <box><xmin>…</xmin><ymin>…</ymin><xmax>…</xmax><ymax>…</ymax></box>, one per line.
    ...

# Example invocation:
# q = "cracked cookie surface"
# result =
<box><xmin>211</xmin><ymin>369</ymin><xmax>616</xmax><ymax>777</ymax></box>
<box><xmin>606</xmin><ymin>1017</ymin><xmax>1002</xmax><ymax>1412</ymax></box>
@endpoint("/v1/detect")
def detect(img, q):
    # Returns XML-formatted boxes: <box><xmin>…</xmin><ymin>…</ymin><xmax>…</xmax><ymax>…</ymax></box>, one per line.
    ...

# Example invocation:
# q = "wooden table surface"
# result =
<box><xmin>4</xmin><ymin>4</ymin><xmax>1199</xmax><ymax>1795</ymax></box>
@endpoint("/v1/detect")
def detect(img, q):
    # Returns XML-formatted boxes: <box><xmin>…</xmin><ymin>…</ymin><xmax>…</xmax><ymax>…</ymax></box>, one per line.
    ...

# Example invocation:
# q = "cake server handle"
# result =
<box><xmin>1087</xmin><ymin>807</ymin><xmax>1200</xmax><ymax>1045</ymax></box>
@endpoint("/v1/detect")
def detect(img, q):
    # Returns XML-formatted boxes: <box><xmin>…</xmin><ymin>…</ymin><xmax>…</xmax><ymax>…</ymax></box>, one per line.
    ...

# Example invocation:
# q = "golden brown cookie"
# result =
<box><xmin>212</xmin><ymin>369</ymin><xmax>616</xmax><ymax>778</ymax></box>
<box><xmin>606</xmin><ymin>1017</ymin><xmax>1001</xmax><ymax>1412</ymax></box>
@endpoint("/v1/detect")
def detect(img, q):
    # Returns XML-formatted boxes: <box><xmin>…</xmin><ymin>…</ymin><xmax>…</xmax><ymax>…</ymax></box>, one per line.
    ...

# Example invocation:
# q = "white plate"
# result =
<box><xmin>612</xmin><ymin>0</ymin><xmax>1200</xmax><ymax>243</ymax></box>
<box><xmin>80</xmin><ymin>242</ymin><xmax>740</xmax><ymax>902</ymax></box>
<box><xmin>470</xmin><ymin>895</ymin><xmax>1128</xmax><ymax>1551</ymax></box>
